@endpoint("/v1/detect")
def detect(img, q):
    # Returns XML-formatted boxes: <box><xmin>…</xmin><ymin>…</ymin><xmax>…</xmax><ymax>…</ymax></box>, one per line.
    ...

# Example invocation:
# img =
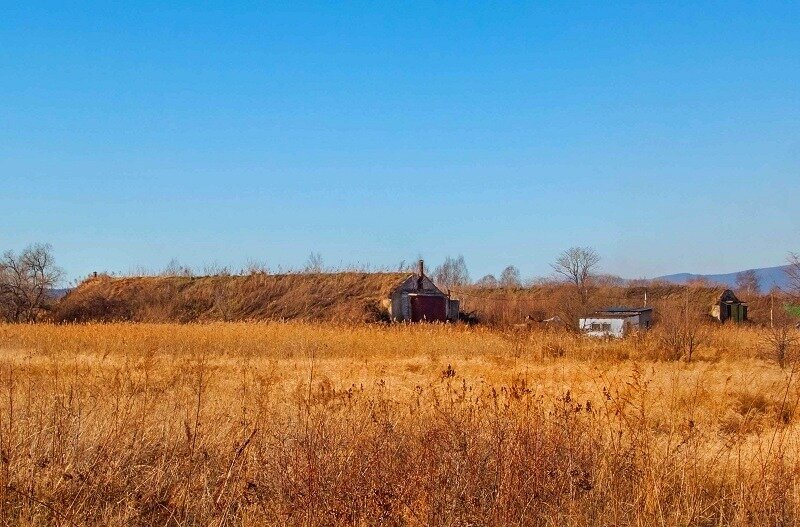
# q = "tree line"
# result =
<box><xmin>4</xmin><ymin>242</ymin><xmax>800</xmax><ymax>324</ymax></box>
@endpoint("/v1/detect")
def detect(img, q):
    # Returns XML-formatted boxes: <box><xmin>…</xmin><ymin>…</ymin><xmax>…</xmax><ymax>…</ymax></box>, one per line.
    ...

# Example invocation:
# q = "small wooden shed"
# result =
<box><xmin>711</xmin><ymin>289</ymin><xmax>747</xmax><ymax>323</ymax></box>
<box><xmin>384</xmin><ymin>261</ymin><xmax>459</xmax><ymax>322</ymax></box>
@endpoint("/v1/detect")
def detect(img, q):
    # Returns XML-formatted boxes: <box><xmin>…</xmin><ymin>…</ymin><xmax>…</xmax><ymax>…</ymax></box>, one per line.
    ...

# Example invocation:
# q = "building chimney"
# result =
<box><xmin>418</xmin><ymin>259</ymin><xmax>424</xmax><ymax>277</ymax></box>
<box><xmin>417</xmin><ymin>259</ymin><xmax>424</xmax><ymax>290</ymax></box>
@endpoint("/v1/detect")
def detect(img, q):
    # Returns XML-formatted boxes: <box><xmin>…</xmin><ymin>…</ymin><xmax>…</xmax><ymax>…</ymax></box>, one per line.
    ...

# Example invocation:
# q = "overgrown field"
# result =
<box><xmin>0</xmin><ymin>322</ymin><xmax>798</xmax><ymax>526</ymax></box>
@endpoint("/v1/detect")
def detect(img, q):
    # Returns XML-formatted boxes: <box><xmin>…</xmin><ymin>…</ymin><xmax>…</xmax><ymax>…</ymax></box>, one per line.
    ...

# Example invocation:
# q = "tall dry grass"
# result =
<box><xmin>51</xmin><ymin>273</ymin><xmax>412</xmax><ymax>324</ymax></box>
<box><xmin>0</xmin><ymin>322</ymin><xmax>798</xmax><ymax>525</ymax></box>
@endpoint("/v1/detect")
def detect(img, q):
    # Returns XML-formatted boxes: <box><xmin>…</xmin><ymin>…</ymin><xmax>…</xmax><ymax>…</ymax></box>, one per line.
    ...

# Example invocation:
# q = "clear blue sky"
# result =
<box><xmin>2</xmin><ymin>2</ymin><xmax>799</xmax><ymax>284</ymax></box>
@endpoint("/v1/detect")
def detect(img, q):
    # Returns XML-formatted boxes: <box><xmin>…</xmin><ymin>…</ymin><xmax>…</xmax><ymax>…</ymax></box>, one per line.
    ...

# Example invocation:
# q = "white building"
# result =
<box><xmin>580</xmin><ymin>307</ymin><xmax>653</xmax><ymax>338</ymax></box>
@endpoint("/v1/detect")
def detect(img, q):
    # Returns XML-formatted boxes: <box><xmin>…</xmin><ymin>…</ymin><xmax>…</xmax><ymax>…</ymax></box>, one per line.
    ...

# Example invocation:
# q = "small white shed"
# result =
<box><xmin>580</xmin><ymin>307</ymin><xmax>653</xmax><ymax>338</ymax></box>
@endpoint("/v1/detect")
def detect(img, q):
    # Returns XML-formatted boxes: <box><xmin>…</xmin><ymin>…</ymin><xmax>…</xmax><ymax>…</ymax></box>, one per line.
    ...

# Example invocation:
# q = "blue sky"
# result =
<box><xmin>2</xmin><ymin>2</ymin><xmax>799</xmax><ymax>284</ymax></box>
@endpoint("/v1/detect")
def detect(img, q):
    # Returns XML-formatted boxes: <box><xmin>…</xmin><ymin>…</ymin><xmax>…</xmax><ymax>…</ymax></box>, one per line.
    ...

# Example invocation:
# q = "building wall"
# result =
<box><xmin>580</xmin><ymin>315</ymin><xmax>642</xmax><ymax>337</ymax></box>
<box><xmin>388</xmin><ymin>275</ymin><xmax>458</xmax><ymax>322</ymax></box>
<box><xmin>447</xmin><ymin>299</ymin><xmax>460</xmax><ymax>321</ymax></box>
<box><xmin>729</xmin><ymin>303</ymin><xmax>746</xmax><ymax>322</ymax></box>
<box><xmin>711</xmin><ymin>302</ymin><xmax>747</xmax><ymax>323</ymax></box>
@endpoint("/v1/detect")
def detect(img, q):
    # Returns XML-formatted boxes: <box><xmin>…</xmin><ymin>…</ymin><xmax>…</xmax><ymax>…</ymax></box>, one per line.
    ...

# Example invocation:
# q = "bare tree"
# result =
<box><xmin>657</xmin><ymin>292</ymin><xmax>708</xmax><ymax>362</ymax></box>
<box><xmin>551</xmin><ymin>247</ymin><xmax>600</xmax><ymax>305</ymax></box>
<box><xmin>212</xmin><ymin>282</ymin><xmax>237</xmax><ymax>321</ymax></box>
<box><xmin>595</xmin><ymin>273</ymin><xmax>627</xmax><ymax>287</ymax></box>
<box><xmin>162</xmin><ymin>258</ymin><xmax>193</xmax><ymax>277</ymax></box>
<box><xmin>760</xmin><ymin>300</ymin><xmax>799</xmax><ymax>367</ymax></box>
<box><xmin>787</xmin><ymin>253</ymin><xmax>800</xmax><ymax>299</ymax></box>
<box><xmin>763</xmin><ymin>326</ymin><xmax>798</xmax><ymax>369</ymax></box>
<box><xmin>475</xmin><ymin>274</ymin><xmax>498</xmax><ymax>288</ymax></box>
<box><xmin>0</xmin><ymin>243</ymin><xmax>63</xmax><ymax>322</ymax></box>
<box><xmin>433</xmin><ymin>255</ymin><xmax>470</xmax><ymax>289</ymax></box>
<box><xmin>499</xmin><ymin>265</ymin><xmax>522</xmax><ymax>288</ymax></box>
<box><xmin>243</xmin><ymin>259</ymin><xmax>269</xmax><ymax>275</ymax></box>
<box><xmin>304</xmin><ymin>252</ymin><xmax>324</xmax><ymax>273</ymax></box>
<box><xmin>735</xmin><ymin>269</ymin><xmax>761</xmax><ymax>296</ymax></box>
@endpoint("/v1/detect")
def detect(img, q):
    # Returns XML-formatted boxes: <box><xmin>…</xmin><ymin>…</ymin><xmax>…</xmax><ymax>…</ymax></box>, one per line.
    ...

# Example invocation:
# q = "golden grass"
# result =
<box><xmin>52</xmin><ymin>273</ymin><xmax>413</xmax><ymax>323</ymax></box>
<box><xmin>0</xmin><ymin>322</ymin><xmax>798</xmax><ymax>525</ymax></box>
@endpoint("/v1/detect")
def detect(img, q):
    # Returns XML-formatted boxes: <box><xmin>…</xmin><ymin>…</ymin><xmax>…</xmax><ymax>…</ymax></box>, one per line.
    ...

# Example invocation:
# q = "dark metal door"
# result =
<box><xmin>410</xmin><ymin>295</ymin><xmax>447</xmax><ymax>322</ymax></box>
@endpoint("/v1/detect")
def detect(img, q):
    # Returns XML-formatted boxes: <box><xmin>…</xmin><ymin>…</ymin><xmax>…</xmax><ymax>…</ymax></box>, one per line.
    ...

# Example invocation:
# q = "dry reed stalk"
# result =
<box><xmin>0</xmin><ymin>322</ymin><xmax>797</xmax><ymax>525</ymax></box>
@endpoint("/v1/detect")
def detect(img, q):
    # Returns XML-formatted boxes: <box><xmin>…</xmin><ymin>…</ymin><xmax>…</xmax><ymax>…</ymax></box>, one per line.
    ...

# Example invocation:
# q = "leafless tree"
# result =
<box><xmin>213</xmin><ymin>282</ymin><xmax>237</xmax><ymax>321</ymax></box>
<box><xmin>162</xmin><ymin>258</ymin><xmax>193</xmax><ymax>277</ymax></box>
<box><xmin>735</xmin><ymin>269</ymin><xmax>761</xmax><ymax>296</ymax></box>
<box><xmin>202</xmin><ymin>262</ymin><xmax>231</xmax><ymax>276</ymax></box>
<box><xmin>475</xmin><ymin>274</ymin><xmax>498</xmax><ymax>288</ymax></box>
<box><xmin>499</xmin><ymin>265</ymin><xmax>522</xmax><ymax>288</ymax></box>
<box><xmin>759</xmin><ymin>298</ymin><xmax>799</xmax><ymax>367</ymax></box>
<box><xmin>595</xmin><ymin>273</ymin><xmax>627</xmax><ymax>287</ymax></box>
<box><xmin>244</xmin><ymin>259</ymin><xmax>269</xmax><ymax>275</ymax></box>
<box><xmin>551</xmin><ymin>247</ymin><xmax>600</xmax><ymax>305</ymax></box>
<box><xmin>656</xmin><ymin>292</ymin><xmax>708</xmax><ymax>362</ymax></box>
<box><xmin>304</xmin><ymin>252</ymin><xmax>324</xmax><ymax>273</ymax></box>
<box><xmin>433</xmin><ymin>255</ymin><xmax>470</xmax><ymax>289</ymax></box>
<box><xmin>0</xmin><ymin>243</ymin><xmax>63</xmax><ymax>322</ymax></box>
<box><xmin>787</xmin><ymin>253</ymin><xmax>800</xmax><ymax>299</ymax></box>
<box><xmin>763</xmin><ymin>325</ymin><xmax>798</xmax><ymax>369</ymax></box>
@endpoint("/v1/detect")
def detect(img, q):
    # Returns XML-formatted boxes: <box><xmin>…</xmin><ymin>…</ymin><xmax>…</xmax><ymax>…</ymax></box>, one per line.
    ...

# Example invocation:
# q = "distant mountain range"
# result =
<box><xmin>655</xmin><ymin>265</ymin><xmax>791</xmax><ymax>291</ymax></box>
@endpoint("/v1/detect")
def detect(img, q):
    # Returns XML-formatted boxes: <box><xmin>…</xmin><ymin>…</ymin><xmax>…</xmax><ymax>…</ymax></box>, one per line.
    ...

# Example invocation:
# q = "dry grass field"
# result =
<box><xmin>0</xmin><ymin>322</ymin><xmax>798</xmax><ymax>526</ymax></box>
